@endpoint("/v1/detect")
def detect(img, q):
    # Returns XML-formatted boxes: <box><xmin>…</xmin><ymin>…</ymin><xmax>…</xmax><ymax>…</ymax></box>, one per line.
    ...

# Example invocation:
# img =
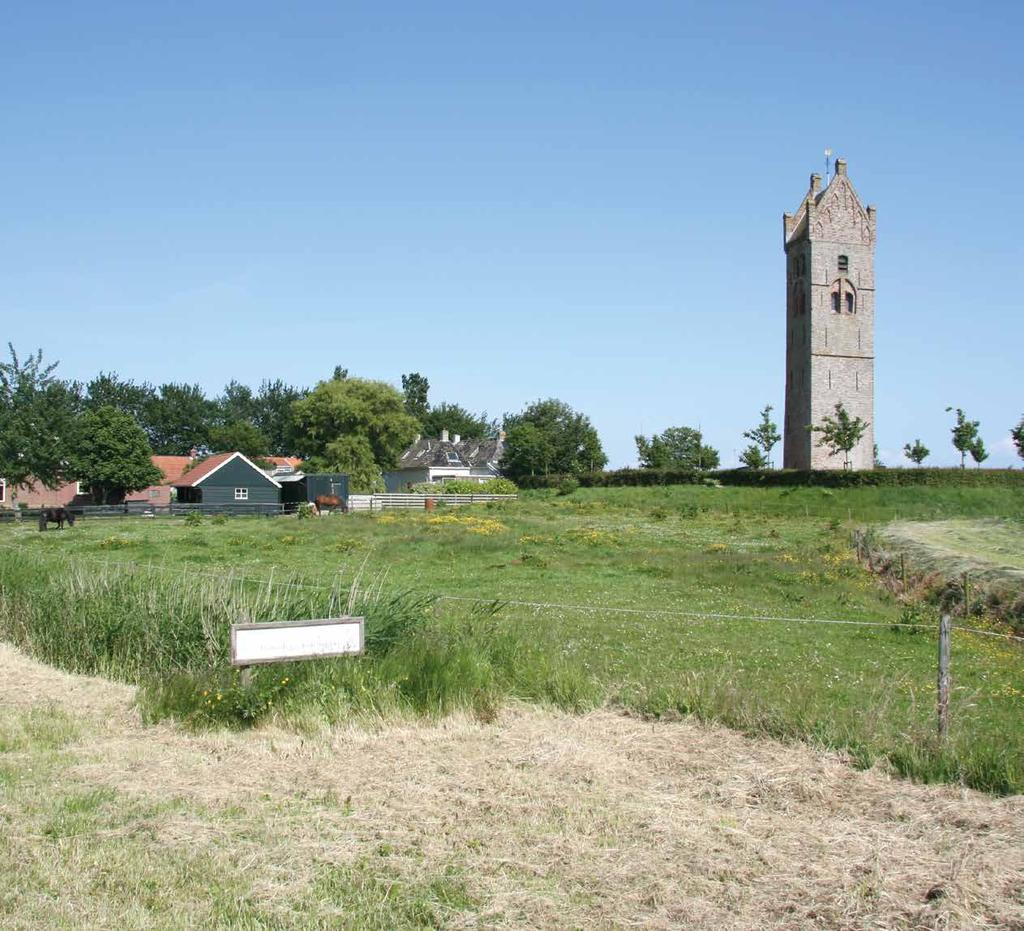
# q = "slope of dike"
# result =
<box><xmin>1</xmin><ymin>641</ymin><xmax>1022</xmax><ymax>930</ymax></box>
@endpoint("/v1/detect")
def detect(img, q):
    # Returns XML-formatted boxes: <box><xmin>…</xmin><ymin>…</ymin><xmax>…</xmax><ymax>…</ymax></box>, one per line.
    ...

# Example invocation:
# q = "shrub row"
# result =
<box><xmin>517</xmin><ymin>467</ymin><xmax>1024</xmax><ymax>490</ymax></box>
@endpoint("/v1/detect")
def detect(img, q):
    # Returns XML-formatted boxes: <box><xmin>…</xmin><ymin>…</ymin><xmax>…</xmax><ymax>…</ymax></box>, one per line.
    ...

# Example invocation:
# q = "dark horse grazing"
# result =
<box><xmin>38</xmin><ymin>507</ymin><xmax>76</xmax><ymax>531</ymax></box>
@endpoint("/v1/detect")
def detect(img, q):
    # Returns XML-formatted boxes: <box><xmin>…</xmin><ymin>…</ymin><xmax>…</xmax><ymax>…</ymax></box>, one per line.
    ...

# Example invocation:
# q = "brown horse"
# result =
<box><xmin>38</xmin><ymin>507</ymin><xmax>76</xmax><ymax>531</ymax></box>
<box><xmin>314</xmin><ymin>495</ymin><xmax>345</xmax><ymax>514</ymax></box>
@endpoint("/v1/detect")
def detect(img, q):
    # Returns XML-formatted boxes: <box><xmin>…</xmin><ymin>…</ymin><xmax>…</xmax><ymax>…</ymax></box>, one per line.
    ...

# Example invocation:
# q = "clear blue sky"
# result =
<box><xmin>2</xmin><ymin>1</ymin><xmax>1021</xmax><ymax>467</ymax></box>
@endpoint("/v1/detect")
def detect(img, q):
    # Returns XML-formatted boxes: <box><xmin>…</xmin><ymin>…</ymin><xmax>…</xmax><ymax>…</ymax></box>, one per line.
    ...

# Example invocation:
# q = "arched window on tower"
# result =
<box><xmin>830</xmin><ymin>279</ymin><xmax>857</xmax><ymax>315</ymax></box>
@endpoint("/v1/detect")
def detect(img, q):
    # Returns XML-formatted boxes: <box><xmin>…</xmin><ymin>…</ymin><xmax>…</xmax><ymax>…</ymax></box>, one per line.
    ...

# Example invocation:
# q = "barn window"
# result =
<box><xmin>76</xmin><ymin>481</ymin><xmax>86</xmax><ymax>496</ymax></box>
<box><xmin>234</xmin><ymin>487</ymin><xmax>249</xmax><ymax>501</ymax></box>
<box><xmin>446</xmin><ymin>451</ymin><xmax>461</xmax><ymax>464</ymax></box>
<box><xmin>838</xmin><ymin>254</ymin><xmax>849</xmax><ymax>272</ymax></box>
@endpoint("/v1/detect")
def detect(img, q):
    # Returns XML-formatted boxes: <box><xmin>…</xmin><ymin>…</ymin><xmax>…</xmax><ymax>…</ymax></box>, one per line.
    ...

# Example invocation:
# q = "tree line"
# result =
<box><xmin>0</xmin><ymin>346</ymin><xmax>611</xmax><ymax>497</ymax></box>
<box><xmin>2</xmin><ymin>343</ymin><xmax>1018</xmax><ymax>503</ymax></box>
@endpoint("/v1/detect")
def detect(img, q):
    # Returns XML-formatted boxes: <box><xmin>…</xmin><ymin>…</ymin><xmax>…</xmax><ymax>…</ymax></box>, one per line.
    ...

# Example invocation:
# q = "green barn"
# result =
<box><xmin>173</xmin><ymin>452</ymin><xmax>281</xmax><ymax>510</ymax></box>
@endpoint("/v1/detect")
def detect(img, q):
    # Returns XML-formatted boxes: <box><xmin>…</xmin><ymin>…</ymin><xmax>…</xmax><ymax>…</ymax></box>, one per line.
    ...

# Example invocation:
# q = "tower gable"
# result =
<box><xmin>784</xmin><ymin>160</ymin><xmax>876</xmax><ymax>249</ymax></box>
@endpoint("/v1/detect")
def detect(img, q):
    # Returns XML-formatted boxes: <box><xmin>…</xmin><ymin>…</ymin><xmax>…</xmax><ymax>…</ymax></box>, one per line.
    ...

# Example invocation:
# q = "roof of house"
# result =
<box><xmin>151</xmin><ymin>455</ymin><xmax>194</xmax><ymax>485</ymax></box>
<box><xmin>173</xmin><ymin>451</ymin><xmax>282</xmax><ymax>488</ymax></box>
<box><xmin>392</xmin><ymin>435</ymin><xmax>504</xmax><ymax>471</ymax></box>
<box><xmin>263</xmin><ymin>456</ymin><xmax>303</xmax><ymax>470</ymax></box>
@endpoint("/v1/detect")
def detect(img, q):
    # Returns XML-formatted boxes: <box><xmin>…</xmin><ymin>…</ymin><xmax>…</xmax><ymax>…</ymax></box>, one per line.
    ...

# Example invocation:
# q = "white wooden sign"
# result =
<box><xmin>230</xmin><ymin>617</ymin><xmax>364</xmax><ymax>666</ymax></box>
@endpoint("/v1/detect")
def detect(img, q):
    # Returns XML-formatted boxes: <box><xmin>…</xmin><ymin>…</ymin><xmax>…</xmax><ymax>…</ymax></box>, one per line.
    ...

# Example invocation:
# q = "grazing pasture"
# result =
<box><xmin>1</xmin><ymin>484</ymin><xmax>1023</xmax><ymax>792</ymax></box>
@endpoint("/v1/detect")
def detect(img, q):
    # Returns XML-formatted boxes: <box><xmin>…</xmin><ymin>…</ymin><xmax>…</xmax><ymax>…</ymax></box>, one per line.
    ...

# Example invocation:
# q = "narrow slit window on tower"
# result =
<box><xmin>828</xmin><ymin>370</ymin><xmax>832</xmax><ymax>389</ymax></box>
<box><xmin>838</xmin><ymin>254</ymin><xmax>849</xmax><ymax>273</ymax></box>
<box><xmin>831</xmin><ymin>291</ymin><xmax>841</xmax><ymax>313</ymax></box>
<box><xmin>846</xmin><ymin>291</ymin><xmax>855</xmax><ymax>314</ymax></box>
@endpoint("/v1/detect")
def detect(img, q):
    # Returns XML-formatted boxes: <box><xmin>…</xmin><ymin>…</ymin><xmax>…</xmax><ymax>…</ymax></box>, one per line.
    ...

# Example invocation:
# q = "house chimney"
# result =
<box><xmin>452</xmin><ymin>433</ymin><xmax>460</xmax><ymax>444</ymax></box>
<box><xmin>809</xmin><ymin>173</ymin><xmax>822</xmax><ymax>196</ymax></box>
<box><xmin>834</xmin><ymin>158</ymin><xmax>847</xmax><ymax>176</ymax></box>
<box><xmin>441</xmin><ymin>429</ymin><xmax>449</xmax><ymax>443</ymax></box>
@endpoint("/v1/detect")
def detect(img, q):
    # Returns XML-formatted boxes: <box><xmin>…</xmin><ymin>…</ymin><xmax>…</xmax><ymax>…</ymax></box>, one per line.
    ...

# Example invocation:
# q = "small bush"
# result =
<box><xmin>557</xmin><ymin>477</ymin><xmax>579</xmax><ymax>496</ymax></box>
<box><xmin>183</xmin><ymin>511</ymin><xmax>203</xmax><ymax>526</ymax></box>
<box><xmin>211</xmin><ymin>514</ymin><xmax>229</xmax><ymax>526</ymax></box>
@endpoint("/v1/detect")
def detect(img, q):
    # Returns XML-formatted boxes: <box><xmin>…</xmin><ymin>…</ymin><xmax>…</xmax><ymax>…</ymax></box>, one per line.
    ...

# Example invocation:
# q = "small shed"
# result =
<box><xmin>173</xmin><ymin>452</ymin><xmax>281</xmax><ymax>509</ymax></box>
<box><xmin>277</xmin><ymin>472</ymin><xmax>349</xmax><ymax>509</ymax></box>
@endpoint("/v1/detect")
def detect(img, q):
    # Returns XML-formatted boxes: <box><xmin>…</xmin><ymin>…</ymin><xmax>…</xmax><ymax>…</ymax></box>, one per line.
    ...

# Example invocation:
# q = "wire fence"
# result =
<box><xmin>0</xmin><ymin>537</ymin><xmax>1019</xmax><ymax>644</ymax></box>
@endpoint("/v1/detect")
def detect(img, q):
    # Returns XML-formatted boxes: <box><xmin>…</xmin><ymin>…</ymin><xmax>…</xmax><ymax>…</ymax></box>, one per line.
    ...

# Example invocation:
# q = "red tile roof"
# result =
<box><xmin>172</xmin><ymin>451</ymin><xmax>237</xmax><ymax>488</ymax></box>
<box><xmin>264</xmin><ymin>456</ymin><xmax>303</xmax><ymax>469</ymax></box>
<box><xmin>151</xmin><ymin>455</ymin><xmax>194</xmax><ymax>485</ymax></box>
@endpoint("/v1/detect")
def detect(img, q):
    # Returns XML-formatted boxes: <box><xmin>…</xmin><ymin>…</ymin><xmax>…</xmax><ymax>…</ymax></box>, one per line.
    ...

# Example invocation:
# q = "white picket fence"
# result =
<box><xmin>347</xmin><ymin>493</ymin><xmax>517</xmax><ymax>512</ymax></box>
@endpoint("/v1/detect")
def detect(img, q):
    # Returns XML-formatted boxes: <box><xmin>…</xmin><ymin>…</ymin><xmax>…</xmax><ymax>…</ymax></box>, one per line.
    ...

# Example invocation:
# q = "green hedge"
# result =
<box><xmin>516</xmin><ymin>467</ymin><xmax>1024</xmax><ymax>490</ymax></box>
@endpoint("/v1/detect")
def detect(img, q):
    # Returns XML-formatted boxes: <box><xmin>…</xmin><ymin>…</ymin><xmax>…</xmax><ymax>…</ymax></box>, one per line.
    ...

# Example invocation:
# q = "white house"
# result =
<box><xmin>383</xmin><ymin>430</ymin><xmax>504</xmax><ymax>492</ymax></box>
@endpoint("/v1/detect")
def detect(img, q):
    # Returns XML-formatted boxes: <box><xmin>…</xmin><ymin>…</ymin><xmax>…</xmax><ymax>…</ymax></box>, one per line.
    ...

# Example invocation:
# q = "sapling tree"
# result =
<box><xmin>969</xmin><ymin>438</ymin><xmax>988</xmax><ymax>468</ymax></box>
<box><xmin>945</xmin><ymin>407</ymin><xmax>980</xmax><ymax>469</ymax></box>
<box><xmin>903</xmin><ymin>439</ymin><xmax>930</xmax><ymax>466</ymax></box>
<box><xmin>810</xmin><ymin>402</ymin><xmax>869</xmax><ymax>470</ymax></box>
<box><xmin>1011</xmin><ymin>416</ymin><xmax>1024</xmax><ymax>462</ymax></box>
<box><xmin>742</xmin><ymin>404</ymin><xmax>781</xmax><ymax>468</ymax></box>
<box><xmin>739</xmin><ymin>444</ymin><xmax>768</xmax><ymax>470</ymax></box>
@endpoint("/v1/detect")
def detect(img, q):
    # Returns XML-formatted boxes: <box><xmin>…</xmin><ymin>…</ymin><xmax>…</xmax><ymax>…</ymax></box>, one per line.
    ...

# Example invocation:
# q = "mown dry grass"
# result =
<box><xmin>881</xmin><ymin>518</ymin><xmax>1024</xmax><ymax>584</ymax></box>
<box><xmin>2</xmin><ymin>642</ymin><xmax>1023</xmax><ymax>930</ymax></box>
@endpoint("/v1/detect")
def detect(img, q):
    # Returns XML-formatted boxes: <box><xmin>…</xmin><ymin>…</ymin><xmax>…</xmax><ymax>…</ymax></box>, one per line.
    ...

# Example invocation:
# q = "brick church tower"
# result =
<box><xmin>783</xmin><ymin>159</ymin><xmax>876</xmax><ymax>470</ymax></box>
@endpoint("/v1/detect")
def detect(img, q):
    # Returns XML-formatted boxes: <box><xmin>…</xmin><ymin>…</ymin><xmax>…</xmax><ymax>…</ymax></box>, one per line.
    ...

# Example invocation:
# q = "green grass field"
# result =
<box><xmin>1</xmin><ymin>484</ymin><xmax>1023</xmax><ymax>792</ymax></box>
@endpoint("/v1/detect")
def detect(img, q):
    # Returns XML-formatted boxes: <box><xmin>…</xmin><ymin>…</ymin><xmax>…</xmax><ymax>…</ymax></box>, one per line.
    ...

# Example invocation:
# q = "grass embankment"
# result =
<box><xmin>1</xmin><ymin>485</ymin><xmax>1023</xmax><ymax>792</ymax></box>
<box><xmin>5</xmin><ymin>645</ymin><xmax>1022</xmax><ymax>930</ymax></box>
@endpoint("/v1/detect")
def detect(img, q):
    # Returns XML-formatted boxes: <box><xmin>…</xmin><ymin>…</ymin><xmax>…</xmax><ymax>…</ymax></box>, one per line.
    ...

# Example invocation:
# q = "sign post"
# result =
<box><xmin>231</xmin><ymin>617</ymin><xmax>364</xmax><ymax>683</ymax></box>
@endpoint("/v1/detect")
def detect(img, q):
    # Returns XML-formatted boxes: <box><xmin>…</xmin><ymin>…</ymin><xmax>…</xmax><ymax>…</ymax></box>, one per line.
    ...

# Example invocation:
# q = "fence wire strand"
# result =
<box><xmin>0</xmin><ymin>537</ymin><xmax>1020</xmax><ymax>644</ymax></box>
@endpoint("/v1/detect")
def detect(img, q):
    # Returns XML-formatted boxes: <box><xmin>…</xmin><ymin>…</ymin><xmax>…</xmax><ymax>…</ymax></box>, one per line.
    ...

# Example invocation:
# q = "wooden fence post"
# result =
<box><xmin>962</xmin><ymin>572</ymin><xmax>970</xmax><ymax>617</ymax></box>
<box><xmin>937</xmin><ymin>613</ymin><xmax>951</xmax><ymax>740</ymax></box>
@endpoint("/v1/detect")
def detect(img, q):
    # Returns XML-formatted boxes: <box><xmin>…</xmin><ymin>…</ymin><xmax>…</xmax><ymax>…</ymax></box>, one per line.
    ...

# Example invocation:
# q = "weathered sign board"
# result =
<box><xmin>230</xmin><ymin>617</ymin><xmax>364</xmax><ymax>666</ymax></box>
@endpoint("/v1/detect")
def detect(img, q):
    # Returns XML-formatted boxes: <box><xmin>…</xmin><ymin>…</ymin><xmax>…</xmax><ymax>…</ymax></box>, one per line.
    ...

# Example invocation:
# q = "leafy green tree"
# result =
<box><xmin>810</xmin><ymin>402</ymin><xmax>869</xmax><ymax>470</ymax></box>
<box><xmin>969</xmin><ymin>438</ymin><xmax>988</xmax><ymax>468</ymax></box>
<box><xmin>903</xmin><ymin>439</ymin><xmax>930</xmax><ymax>466</ymax></box>
<box><xmin>253</xmin><ymin>379</ymin><xmax>307</xmax><ymax>456</ymax></box>
<box><xmin>217</xmin><ymin>380</ymin><xmax>258</xmax><ymax>426</ymax></box>
<box><xmin>742</xmin><ymin>405</ymin><xmax>781</xmax><ymax>468</ymax></box>
<box><xmin>208</xmin><ymin>421</ymin><xmax>270</xmax><ymax>459</ymax></box>
<box><xmin>0</xmin><ymin>344</ymin><xmax>82</xmax><ymax>488</ymax></box>
<box><xmin>501</xmin><ymin>399</ymin><xmax>606</xmax><ymax>479</ymax></box>
<box><xmin>500</xmin><ymin>422</ymin><xmax>556</xmax><ymax>479</ymax></box>
<box><xmin>635</xmin><ymin>426</ymin><xmax>719</xmax><ymax>470</ymax></box>
<box><xmin>945</xmin><ymin>407</ymin><xmax>980</xmax><ymax>469</ymax></box>
<box><xmin>144</xmin><ymin>383</ymin><xmax>216</xmax><ymax>455</ymax></box>
<box><xmin>68</xmin><ymin>406</ymin><xmax>162</xmax><ymax>504</ymax></box>
<box><xmin>1013</xmin><ymin>417</ymin><xmax>1024</xmax><ymax>462</ymax></box>
<box><xmin>308</xmin><ymin>434</ymin><xmax>384</xmax><ymax>493</ymax></box>
<box><xmin>332</xmin><ymin>366</ymin><xmax>349</xmax><ymax>381</ymax></box>
<box><xmin>421</xmin><ymin>402</ymin><xmax>496</xmax><ymax>440</ymax></box>
<box><xmin>85</xmin><ymin>373</ymin><xmax>156</xmax><ymax>425</ymax></box>
<box><xmin>292</xmin><ymin>377</ymin><xmax>419</xmax><ymax>471</ymax></box>
<box><xmin>739</xmin><ymin>444</ymin><xmax>768</xmax><ymax>469</ymax></box>
<box><xmin>401</xmin><ymin>372</ymin><xmax>430</xmax><ymax>423</ymax></box>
